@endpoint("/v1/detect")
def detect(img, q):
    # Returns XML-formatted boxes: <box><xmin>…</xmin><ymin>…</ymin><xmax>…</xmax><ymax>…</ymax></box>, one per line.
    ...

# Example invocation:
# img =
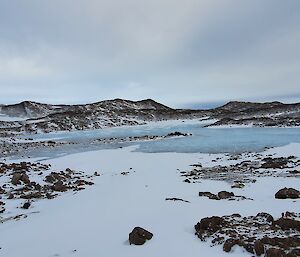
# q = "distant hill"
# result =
<box><xmin>0</xmin><ymin>99</ymin><xmax>299</xmax><ymax>134</ymax></box>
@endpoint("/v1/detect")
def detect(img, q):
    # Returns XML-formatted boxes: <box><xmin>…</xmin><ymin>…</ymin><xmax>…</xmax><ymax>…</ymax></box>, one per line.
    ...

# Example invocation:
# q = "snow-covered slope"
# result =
<box><xmin>0</xmin><ymin>99</ymin><xmax>299</xmax><ymax>135</ymax></box>
<box><xmin>0</xmin><ymin>99</ymin><xmax>207</xmax><ymax>134</ymax></box>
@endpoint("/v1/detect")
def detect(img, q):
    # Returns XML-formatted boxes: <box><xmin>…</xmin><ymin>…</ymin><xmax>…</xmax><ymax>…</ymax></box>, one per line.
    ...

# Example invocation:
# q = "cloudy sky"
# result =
<box><xmin>0</xmin><ymin>0</ymin><xmax>299</xmax><ymax>108</ymax></box>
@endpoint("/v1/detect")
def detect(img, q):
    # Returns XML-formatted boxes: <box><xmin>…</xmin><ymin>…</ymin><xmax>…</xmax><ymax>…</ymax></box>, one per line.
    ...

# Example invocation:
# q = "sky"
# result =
<box><xmin>0</xmin><ymin>0</ymin><xmax>299</xmax><ymax>108</ymax></box>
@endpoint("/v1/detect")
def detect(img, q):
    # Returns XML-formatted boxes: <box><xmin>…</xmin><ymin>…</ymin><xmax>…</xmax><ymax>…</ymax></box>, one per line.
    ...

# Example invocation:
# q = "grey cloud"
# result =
<box><xmin>0</xmin><ymin>0</ymin><xmax>299</xmax><ymax>106</ymax></box>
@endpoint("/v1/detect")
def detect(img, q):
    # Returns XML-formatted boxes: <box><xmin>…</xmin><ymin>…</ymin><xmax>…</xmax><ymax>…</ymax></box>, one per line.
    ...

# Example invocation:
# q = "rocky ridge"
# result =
<box><xmin>1</xmin><ymin>99</ymin><xmax>299</xmax><ymax>136</ymax></box>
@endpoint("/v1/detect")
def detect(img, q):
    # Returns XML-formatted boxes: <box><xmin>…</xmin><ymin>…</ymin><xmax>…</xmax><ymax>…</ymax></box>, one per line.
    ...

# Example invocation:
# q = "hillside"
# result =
<box><xmin>0</xmin><ymin>99</ymin><xmax>299</xmax><ymax>135</ymax></box>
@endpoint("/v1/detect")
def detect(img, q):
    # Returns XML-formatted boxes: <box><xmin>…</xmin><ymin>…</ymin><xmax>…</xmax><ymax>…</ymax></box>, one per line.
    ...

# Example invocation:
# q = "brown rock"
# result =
<box><xmin>256</xmin><ymin>212</ymin><xmax>274</xmax><ymax>223</ymax></box>
<box><xmin>195</xmin><ymin>216</ymin><xmax>226</xmax><ymax>235</ymax></box>
<box><xmin>223</xmin><ymin>238</ymin><xmax>239</xmax><ymax>252</ymax></box>
<box><xmin>265</xmin><ymin>248</ymin><xmax>286</xmax><ymax>257</ymax></box>
<box><xmin>287</xmin><ymin>249</ymin><xmax>300</xmax><ymax>257</ymax></box>
<box><xmin>274</xmin><ymin>218</ymin><xmax>300</xmax><ymax>231</ymax></box>
<box><xmin>275</xmin><ymin>188</ymin><xmax>300</xmax><ymax>199</ymax></box>
<box><xmin>11</xmin><ymin>172</ymin><xmax>30</xmax><ymax>185</ymax></box>
<box><xmin>11</xmin><ymin>173</ymin><xmax>22</xmax><ymax>185</ymax></box>
<box><xmin>254</xmin><ymin>239</ymin><xmax>265</xmax><ymax>256</ymax></box>
<box><xmin>218</xmin><ymin>191</ymin><xmax>234</xmax><ymax>199</ymax></box>
<box><xmin>199</xmin><ymin>192</ymin><xmax>219</xmax><ymax>200</ymax></box>
<box><xmin>129</xmin><ymin>227</ymin><xmax>153</xmax><ymax>245</ymax></box>
<box><xmin>52</xmin><ymin>181</ymin><xmax>67</xmax><ymax>192</ymax></box>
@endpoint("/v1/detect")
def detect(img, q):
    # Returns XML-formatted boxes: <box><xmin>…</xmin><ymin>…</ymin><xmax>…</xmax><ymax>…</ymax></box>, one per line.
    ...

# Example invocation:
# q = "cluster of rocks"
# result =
<box><xmin>0</xmin><ymin>161</ymin><xmax>95</xmax><ymax>222</ymax></box>
<box><xmin>206</xmin><ymin>116</ymin><xmax>300</xmax><ymax>128</ymax></box>
<box><xmin>195</xmin><ymin>212</ymin><xmax>300</xmax><ymax>256</ymax></box>
<box><xmin>93</xmin><ymin>131</ymin><xmax>191</xmax><ymax>145</ymax></box>
<box><xmin>0</xmin><ymin>139</ymin><xmax>73</xmax><ymax>158</ymax></box>
<box><xmin>198</xmin><ymin>191</ymin><xmax>251</xmax><ymax>201</ymax></box>
<box><xmin>181</xmin><ymin>155</ymin><xmax>300</xmax><ymax>185</ymax></box>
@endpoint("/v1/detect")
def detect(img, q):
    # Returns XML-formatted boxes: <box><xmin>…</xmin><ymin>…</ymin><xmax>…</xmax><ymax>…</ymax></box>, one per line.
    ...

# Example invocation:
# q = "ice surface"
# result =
<box><xmin>21</xmin><ymin>119</ymin><xmax>300</xmax><ymax>159</ymax></box>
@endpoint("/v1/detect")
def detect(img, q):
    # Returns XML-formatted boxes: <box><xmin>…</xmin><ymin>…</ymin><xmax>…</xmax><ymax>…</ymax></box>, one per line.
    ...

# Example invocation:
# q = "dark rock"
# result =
<box><xmin>265</xmin><ymin>248</ymin><xmax>287</xmax><ymax>257</ymax></box>
<box><xmin>218</xmin><ymin>191</ymin><xmax>234</xmax><ymax>199</ymax></box>
<box><xmin>287</xmin><ymin>249</ymin><xmax>300</xmax><ymax>257</ymax></box>
<box><xmin>273</xmin><ymin>218</ymin><xmax>300</xmax><ymax>231</ymax></box>
<box><xmin>275</xmin><ymin>188</ymin><xmax>300</xmax><ymax>199</ymax></box>
<box><xmin>256</xmin><ymin>212</ymin><xmax>274</xmax><ymax>223</ymax></box>
<box><xmin>52</xmin><ymin>181</ymin><xmax>67</xmax><ymax>192</ymax></box>
<box><xmin>165</xmin><ymin>197</ymin><xmax>190</xmax><ymax>203</ymax></box>
<box><xmin>195</xmin><ymin>216</ymin><xmax>226</xmax><ymax>235</ymax></box>
<box><xmin>11</xmin><ymin>172</ymin><xmax>30</xmax><ymax>185</ymax></box>
<box><xmin>254</xmin><ymin>239</ymin><xmax>265</xmax><ymax>256</ymax></box>
<box><xmin>22</xmin><ymin>202</ymin><xmax>31</xmax><ymax>209</ymax></box>
<box><xmin>261</xmin><ymin>157</ymin><xmax>289</xmax><ymax>169</ymax></box>
<box><xmin>223</xmin><ymin>238</ymin><xmax>239</xmax><ymax>252</ymax></box>
<box><xmin>11</xmin><ymin>173</ymin><xmax>22</xmax><ymax>185</ymax></box>
<box><xmin>129</xmin><ymin>227</ymin><xmax>153</xmax><ymax>245</ymax></box>
<box><xmin>199</xmin><ymin>192</ymin><xmax>219</xmax><ymax>200</ymax></box>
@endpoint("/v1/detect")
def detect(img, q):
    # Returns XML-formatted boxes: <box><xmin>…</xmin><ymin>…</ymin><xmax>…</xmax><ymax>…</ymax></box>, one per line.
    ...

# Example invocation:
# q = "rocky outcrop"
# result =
<box><xmin>195</xmin><ymin>212</ymin><xmax>300</xmax><ymax>256</ymax></box>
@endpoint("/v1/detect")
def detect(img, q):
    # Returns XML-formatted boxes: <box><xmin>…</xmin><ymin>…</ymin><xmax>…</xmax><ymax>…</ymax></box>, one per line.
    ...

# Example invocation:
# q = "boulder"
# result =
<box><xmin>265</xmin><ymin>248</ymin><xmax>287</xmax><ymax>257</ymax></box>
<box><xmin>275</xmin><ymin>188</ymin><xmax>300</xmax><ymax>199</ymax></box>
<box><xmin>11</xmin><ymin>173</ymin><xmax>22</xmax><ymax>185</ymax></box>
<box><xmin>254</xmin><ymin>239</ymin><xmax>265</xmax><ymax>256</ymax></box>
<box><xmin>223</xmin><ymin>238</ymin><xmax>239</xmax><ymax>252</ymax></box>
<box><xmin>195</xmin><ymin>216</ymin><xmax>226</xmax><ymax>234</ymax></box>
<box><xmin>256</xmin><ymin>212</ymin><xmax>274</xmax><ymax>223</ymax></box>
<box><xmin>11</xmin><ymin>172</ymin><xmax>30</xmax><ymax>185</ymax></box>
<box><xmin>218</xmin><ymin>191</ymin><xmax>234</xmax><ymax>199</ymax></box>
<box><xmin>129</xmin><ymin>227</ymin><xmax>153</xmax><ymax>245</ymax></box>
<box><xmin>273</xmin><ymin>218</ymin><xmax>300</xmax><ymax>231</ymax></box>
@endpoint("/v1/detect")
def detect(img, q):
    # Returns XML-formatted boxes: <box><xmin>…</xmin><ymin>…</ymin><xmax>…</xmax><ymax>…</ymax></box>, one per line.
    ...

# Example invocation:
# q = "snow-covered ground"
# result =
<box><xmin>0</xmin><ymin>143</ymin><xmax>299</xmax><ymax>257</ymax></box>
<box><xmin>0</xmin><ymin>114</ymin><xmax>27</xmax><ymax>122</ymax></box>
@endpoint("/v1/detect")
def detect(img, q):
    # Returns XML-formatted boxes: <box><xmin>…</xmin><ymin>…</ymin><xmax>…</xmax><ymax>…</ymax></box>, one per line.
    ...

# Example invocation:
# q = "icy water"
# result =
<box><xmin>25</xmin><ymin>120</ymin><xmax>300</xmax><ymax>157</ymax></box>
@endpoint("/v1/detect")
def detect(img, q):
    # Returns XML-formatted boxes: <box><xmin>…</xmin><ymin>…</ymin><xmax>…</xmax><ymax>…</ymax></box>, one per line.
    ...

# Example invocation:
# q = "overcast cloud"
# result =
<box><xmin>0</xmin><ymin>0</ymin><xmax>299</xmax><ymax>107</ymax></box>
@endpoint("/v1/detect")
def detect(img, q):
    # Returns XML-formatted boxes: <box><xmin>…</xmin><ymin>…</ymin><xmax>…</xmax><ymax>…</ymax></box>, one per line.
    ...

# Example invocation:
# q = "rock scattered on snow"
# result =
<box><xmin>129</xmin><ymin>227</ymin><xmax>153</xmax><ymax>245</ymax></box>
<box><xmin>275</xmin><ymin>187</ymin><xmax>300</xmax><ymax>199</ymax></box>
<box><xmin>194</xmin><ymin>211</ymin><xmax>300</xmax><ymax>256</ymax></box>
<box><xmin>198</xmin><ymin>191</ymin><xmax>250</xmax><ymax>201</ymax></box>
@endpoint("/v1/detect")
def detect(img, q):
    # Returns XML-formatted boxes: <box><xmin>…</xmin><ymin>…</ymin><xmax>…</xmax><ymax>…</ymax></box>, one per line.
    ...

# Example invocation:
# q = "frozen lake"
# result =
<box><xmin>23</xmin><ymin>120</ymin><xmax>300</xmax><ymax>158</ymax></box>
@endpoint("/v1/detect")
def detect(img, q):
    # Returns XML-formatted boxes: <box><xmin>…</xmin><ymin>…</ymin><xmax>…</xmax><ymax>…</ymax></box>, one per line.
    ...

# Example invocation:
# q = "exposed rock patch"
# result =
<box><xmin>194</xmin><ymin>212</ymin><xmax>300</xmax><ymax>256</ymax></box>
<box><xmin>0</xmin><ymin>161</ymin><xmax>96</xmax><ymax>223</ymax></box>
<box><xmin>198</xmin><ymin>191</ymin><xmax>251</xmax><ymax>201</ymax></box>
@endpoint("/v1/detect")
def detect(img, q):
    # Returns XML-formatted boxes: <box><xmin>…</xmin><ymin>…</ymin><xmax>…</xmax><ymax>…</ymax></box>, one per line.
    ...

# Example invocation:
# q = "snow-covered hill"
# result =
<box><xmin>0</xmin><ymin>99</ymin><xmax>299</xmax><ymax>135</ymax></box>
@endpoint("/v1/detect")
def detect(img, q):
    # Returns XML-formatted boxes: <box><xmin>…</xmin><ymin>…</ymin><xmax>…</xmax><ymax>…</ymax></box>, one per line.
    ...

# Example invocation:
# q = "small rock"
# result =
<box><xmin>22</xmin><ymin>202</ymin><xmax>31</xmax><ymax>209</ymax></box>
<box><xmin>218</xmin><ymin>191</ymin><xmax>234</xmax><ymax>199</ymax></box>
<box><xmin>129</xmin><ymin>227</ymin><xmax>153</xmax><ymax>245</ymax></box>
<box><xmin>231</xmin><ymin>183</ymin><xmax>245</xmax><ymax>189</ymax></box>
